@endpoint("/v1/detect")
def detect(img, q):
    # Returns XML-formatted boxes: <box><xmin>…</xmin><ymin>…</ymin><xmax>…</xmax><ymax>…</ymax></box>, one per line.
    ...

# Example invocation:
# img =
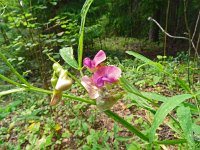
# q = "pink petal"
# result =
<box><xmin>83</xmin><ymin>57</ymin><xmax>94</xmax><ymax>68</ymax></box>
<box><xmin>93</xmin><ymin>50</ymin><xmax>106</xmax><ymax>67</ymax></box>
<box><xmin>92</xmin><ymin>66</ymin><xmax>121</xmax><ymax>87</ymax></box>
<box><xmin>105</xmin><ymin>66</ymin><xmax>121</xmax><ymax>81</ymax></box>
<box><xmin>81</xmin><ymin>76</ymin><xmax>100</xmax><ymax>99</ymax></box>
<box><xmin>83</xmin><ymin>50</ymin><xmax>106</xmax><ymax>69</ymax></box>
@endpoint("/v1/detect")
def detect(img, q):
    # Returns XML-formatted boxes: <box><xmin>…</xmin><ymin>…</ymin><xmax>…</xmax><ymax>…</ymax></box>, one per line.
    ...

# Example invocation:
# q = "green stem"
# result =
<box><xmin>104</xmin><ymin>110</ymin><xmax>149</xmax><ymax>142</ymax></box>
<box><xmin>0</xmin><ymin>88</ymin><xmax>26</xmax><ymax>96</ymax></box>
<box><xmin>0</xmin><ymin>52</ymin><xmax>32</xmax><ymax>87</ymax></box>
<box><xmin>0</xmin><ymin>73</ymin><xmax>95</xmax><ymax>105</ymax></box>
<box><xmin>67</xmin><ymin>72</ymin><xmax>84</xmax><ymax>89</ymax></box>
<box><xmin>27</xmin><ymin>86</ymin><xmax>96</xmax><ymax>105</ymax></box>
<box><xmin>0</xmin><ymin>74</ymin><xmax>22</xmax><ymax>87</ymax></box>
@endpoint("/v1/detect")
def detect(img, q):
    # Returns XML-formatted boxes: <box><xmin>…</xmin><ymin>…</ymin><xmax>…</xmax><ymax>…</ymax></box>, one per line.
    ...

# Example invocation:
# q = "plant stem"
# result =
<box><xmin>105</xmin><ymin>110</ymin><xmax>149</xmax><ymax>142</ymax></box>
<box><xmin>0</xmin><ymin>52</ymin><xmax>32</xmax><ymax>87</ymax></box>
<box><xmin>0</xmin><ymin>88</ymin><xmax>26</xmax><ymax>96</ymax></box>
<box><xmin>0</xmin><ymin>74</ymin><xmax>22</xmax><ymax>87</ymax></box>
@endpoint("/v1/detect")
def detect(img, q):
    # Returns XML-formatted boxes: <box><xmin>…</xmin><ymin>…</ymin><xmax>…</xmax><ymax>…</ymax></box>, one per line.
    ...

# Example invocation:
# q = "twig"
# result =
<box><xmin>148</xmin><ymin>17</ymin><xmax>188</xmax><ymax>40</ymax></box>
<box><xmin>148</xmin><ymin>17</ymin><xmax>197</xmax><ymax>55</ymax></box>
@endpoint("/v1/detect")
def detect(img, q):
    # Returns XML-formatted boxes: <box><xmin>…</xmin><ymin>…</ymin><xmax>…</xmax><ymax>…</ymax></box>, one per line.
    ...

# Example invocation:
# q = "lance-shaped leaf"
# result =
<box><xmin>148</xmin><ymin>94</ymin><xmax>193</xmax><ymax>143</ymax></box>
<box><xmin>177</xmin><ymin>106</ymin><xmax>195</xmax><ymax>148</ymax></box>
<box><xmin>126</xmin><ymin>51</ymin><xmax>163</xmax><ymax>71</ymax></box>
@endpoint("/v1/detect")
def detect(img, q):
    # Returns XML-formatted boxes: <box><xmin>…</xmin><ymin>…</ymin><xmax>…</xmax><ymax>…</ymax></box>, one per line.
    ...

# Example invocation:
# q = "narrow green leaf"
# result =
<box><xmin>60</xmin><ymin>47</ymin><xmax>78</xmax><ymax>69</ymax></box>
<box><xmin>177</xmin><ymin>106</ymin><xmax>195</xmax><ymax>148</ymax></box>
<box><xmin>141</xmin><ymin>92</ymin><xmax>168</xmax><ymax>102</ymax></box>
<box><xmin>154</xmin><ymin>139</ymin><xmax>186</xmax><ymax>145</ymax></box>
<box><xmin>0</xmin><ymin>88</ymin><xmax>26</xmax><ymax>96</ymax></box>
<box><xmin>120</xmin><ymin>77</ymin><xmax>151</xmax><ymax>102</ymax></box>
<box><xmin>78</xmin><ymin>0</ymin><xmax>94</xmax><ymax>69</ymax></box>
<box><xmin>126</xmin><ymin>51</ymin><xmax>152</xmax><ymax>63</ymax></box>
<box><xmin>142</xmin><ymin>92</ymin><xmax>198</xmax><ymax>112</ymax></box>
<box><xmin>126</xmin><ymin>51</ymin><xmax>163</xmax><ymax>71</ymax></box>
<box><xmin>148</xmin><ymin>94</ymin><xmax>193</xmax><ymax>142</ymax></box>
<box><xmin>176</xmin><ymin>78</ymin><xmax>191</xmax><ymax>93</ymax></box>
<box><xmin>120</xmin><ymin>77</ymin><xmax>156</xmax><ymax>111</ymax></box>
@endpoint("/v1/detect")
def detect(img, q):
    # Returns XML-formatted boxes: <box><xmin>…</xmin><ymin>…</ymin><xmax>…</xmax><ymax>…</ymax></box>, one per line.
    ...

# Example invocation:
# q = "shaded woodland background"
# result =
<box><xmin>0</xmin><ymin>0</ymin><xmax>199</xmax><ymax>88</ymax></box>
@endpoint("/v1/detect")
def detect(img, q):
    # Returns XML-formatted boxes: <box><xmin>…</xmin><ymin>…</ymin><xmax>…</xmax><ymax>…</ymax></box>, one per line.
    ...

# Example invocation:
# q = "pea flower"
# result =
<box><xmin>82</xmin><ymin>50</ymin><xmax>123</xmax><ymax>111</ymax></box>
<box><xmin>83</xmin><ymin>50</ymin><xmax>106</xmax><ymax>70</ymax></box>
<box><xmin>81</xmin><ymin>66</ymin><xmax>122</xmax><ymax>111</ymax></box>
<box><xmin>81</xmin><ymin>66</ymin><xmax>121</xmax><ymax>99</ymax></box>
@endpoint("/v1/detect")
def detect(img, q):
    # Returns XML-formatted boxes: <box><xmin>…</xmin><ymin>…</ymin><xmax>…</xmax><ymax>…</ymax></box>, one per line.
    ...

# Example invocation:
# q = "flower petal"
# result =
<box><xmin>83</xmin><ymin>57</ymin><xmax>94</xmax><ymax>68</ymax></box>
<box><xmin>55</xmin><ymin>70</ymin><xmax>72</xmax><ymax>91</ymax></box>
<box><xmin>92</xmin><ymin>66</ymin><xmax>121</xmax><ymax>87</ymax></box>
<box><xmin>81</xmin><ymin>76</ymin><xmax>100</xmax><ymax>99</ymax></box>
<box><xmin>104</xmin><ymin>66</ymin><xmax>121</xmax><ymax>81</ymax></box>
<box><xmin>93</xmin><ymin>50</ymin><xmax>106</xmax><ymax>67</ymax></box>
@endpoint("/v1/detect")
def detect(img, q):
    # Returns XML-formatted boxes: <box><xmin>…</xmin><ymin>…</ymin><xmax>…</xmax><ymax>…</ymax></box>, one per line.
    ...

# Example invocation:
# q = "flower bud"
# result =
<box><xmin>50</xmin><ymin>90</ymin><xmax>62</xmax><ymax>106</ymax></box>
<box><xmin>51</xmin><ymin>72</ymin><xmax>58</xmax><ymax>88</ymax></box>
<box><xmin>53</xmin><ymin>63</ymin><xmax>62</xmax><ymax>75</ymax></box>
<box><xmin>55</xmin><ymin>70</ymin><xmax>72</xmax><ymax>91</ymax></box>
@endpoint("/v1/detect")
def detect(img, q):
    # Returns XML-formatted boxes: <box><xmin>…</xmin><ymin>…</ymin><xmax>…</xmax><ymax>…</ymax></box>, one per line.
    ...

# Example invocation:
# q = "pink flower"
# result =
<box><xmin>81</xmin><ymin>66</ymin><xmax>121</xmax><ymax>99</ymax></box>
<box><xmin>92</xmin><ymin>66</ymin><xmax>121</xmax><ymax>87</ymax></box>
<box><xmin>83</xmin><ymin>50</ymin><xmax>106</xmax><ymax>70</ymax></box>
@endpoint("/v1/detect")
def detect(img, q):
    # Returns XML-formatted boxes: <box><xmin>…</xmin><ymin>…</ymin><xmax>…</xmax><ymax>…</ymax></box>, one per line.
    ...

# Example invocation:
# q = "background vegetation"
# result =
<box><xmin>0</xmin><ymin>0</ymin><xmax>200</xmax><ymax>149</ymax></box>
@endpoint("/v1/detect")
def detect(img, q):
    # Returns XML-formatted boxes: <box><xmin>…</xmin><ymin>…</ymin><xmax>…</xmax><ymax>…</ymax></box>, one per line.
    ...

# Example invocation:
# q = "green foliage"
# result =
<box><xmin>60</xmin><ymin>47</ymin><xmax>78</xmax><ymax>69</ymax></box>
<box><xmin>148</xmin><ymin>94</ymin><xmax>192</xmax><ymax>142</ymax></box>
<box><xmin>177</xmin><ymin>106</ymin><xmax>195</xmax><ymax>148</ymax></box>
<box><xmin>0</xmin><ymin>0</ymin><xmax>200</xmax><ymax>149</ymax></box>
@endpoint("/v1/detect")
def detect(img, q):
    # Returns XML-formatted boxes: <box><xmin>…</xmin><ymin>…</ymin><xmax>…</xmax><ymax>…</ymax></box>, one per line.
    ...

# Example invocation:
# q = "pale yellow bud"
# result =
<box><xmin>55</xmin><ymin>70</ymin><xmax>72</xmax><ymax>91</ymax></box>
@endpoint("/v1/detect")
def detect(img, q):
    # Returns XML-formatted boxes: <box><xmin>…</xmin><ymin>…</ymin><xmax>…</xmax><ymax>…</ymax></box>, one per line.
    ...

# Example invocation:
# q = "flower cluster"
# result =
<box><xmin>81</xmin><ymin>50</ymin><xmax>122</xmax><ymax>110</ymax></box>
